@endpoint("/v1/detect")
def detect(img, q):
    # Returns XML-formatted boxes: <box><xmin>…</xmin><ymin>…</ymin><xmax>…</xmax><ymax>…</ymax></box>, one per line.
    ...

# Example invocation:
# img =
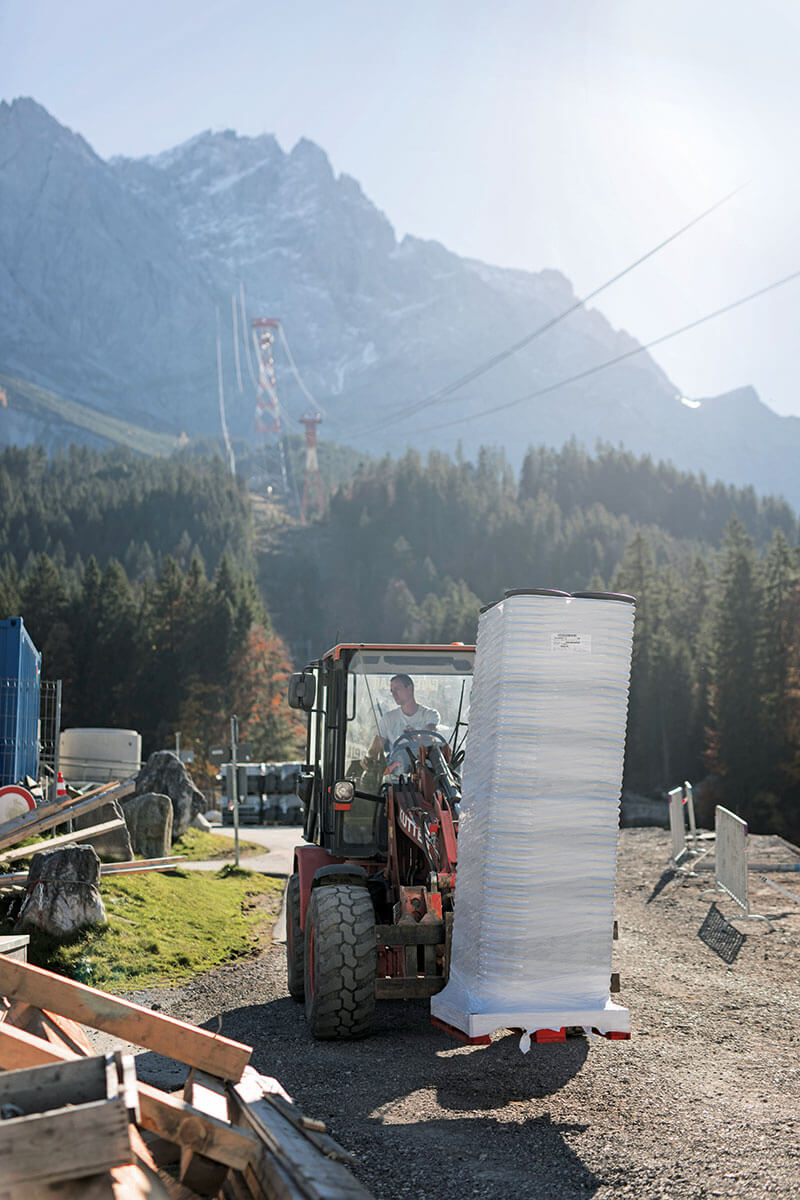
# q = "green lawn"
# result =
<box><xmin>18</xmin><ymin>867</ymin><xmax>285</xmax><ymax>990</ymax></box>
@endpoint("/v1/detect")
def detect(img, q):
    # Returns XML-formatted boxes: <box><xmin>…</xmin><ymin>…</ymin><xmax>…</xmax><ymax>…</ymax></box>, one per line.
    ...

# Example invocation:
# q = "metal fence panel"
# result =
<box><xmin>668</xmin><ymin>787</ymin><xmax>687</xmax><ymax>864</ymax></box>
<box><xmin>714</xmin><ymin>805</ymin><xmax>749</xmax><ymax>913</ymax></box>
<box><xmin>0</xmin><ymin>677</ymin><xmax>41</xmax><ymax>785</ymax></box>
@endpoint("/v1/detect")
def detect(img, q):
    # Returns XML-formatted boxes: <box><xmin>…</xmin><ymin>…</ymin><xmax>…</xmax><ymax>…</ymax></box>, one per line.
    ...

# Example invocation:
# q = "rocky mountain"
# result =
<box><xmin>2</xmin><ymin>97</ymin><xmax>799</xmax><ymax>508</ymax></box>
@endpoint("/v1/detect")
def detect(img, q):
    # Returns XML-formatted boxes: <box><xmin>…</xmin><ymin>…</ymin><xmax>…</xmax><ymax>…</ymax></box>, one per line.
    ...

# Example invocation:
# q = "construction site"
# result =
<box><xmin>1</xmin><ymin>594</ymin><xmax>799</xmax><ymax>1197</ymax></box>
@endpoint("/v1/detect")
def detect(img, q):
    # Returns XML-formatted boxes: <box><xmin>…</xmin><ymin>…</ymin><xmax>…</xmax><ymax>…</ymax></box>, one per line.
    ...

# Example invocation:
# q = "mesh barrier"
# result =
<box><xmin>0</xmin><ymin>676</ymin><xmax>40</xmax><ymax>786</ymax></box>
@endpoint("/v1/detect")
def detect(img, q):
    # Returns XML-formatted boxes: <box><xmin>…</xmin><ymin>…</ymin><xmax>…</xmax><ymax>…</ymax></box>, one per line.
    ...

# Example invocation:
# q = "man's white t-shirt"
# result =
<box><xmin>378</xmin><ymin>703</ymin><xmax>440</xmax><ymax>747</ymax></box>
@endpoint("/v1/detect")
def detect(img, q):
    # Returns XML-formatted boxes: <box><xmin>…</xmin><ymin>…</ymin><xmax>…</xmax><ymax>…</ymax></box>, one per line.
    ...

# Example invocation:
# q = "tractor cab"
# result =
<box><xmin>290</xmin><ymin>644</ymin><xmax>474</xmax><ymax>861</ymax></box>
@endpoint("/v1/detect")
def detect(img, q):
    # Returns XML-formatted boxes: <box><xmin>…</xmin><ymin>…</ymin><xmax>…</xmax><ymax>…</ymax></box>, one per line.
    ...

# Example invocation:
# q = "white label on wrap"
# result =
<box><xmin>551</xmin><ymin>632</ymin><xmax>592</xmax><ymax>652</ymax></box>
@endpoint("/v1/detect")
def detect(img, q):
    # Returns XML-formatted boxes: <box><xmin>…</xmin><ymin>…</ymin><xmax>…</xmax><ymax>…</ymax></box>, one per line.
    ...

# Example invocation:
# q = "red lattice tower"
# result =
<box><xmin>300</xmin><ymin>413</ymin><xmax>324</xmax><ymax>522</ymax></box>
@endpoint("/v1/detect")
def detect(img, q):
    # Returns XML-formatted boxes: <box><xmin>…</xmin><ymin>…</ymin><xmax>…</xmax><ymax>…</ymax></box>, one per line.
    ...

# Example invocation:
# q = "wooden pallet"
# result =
<box><xmin>0</xmin><ymin>957</ymin><xmax>374</xmax><ymax>1199</ymax></box>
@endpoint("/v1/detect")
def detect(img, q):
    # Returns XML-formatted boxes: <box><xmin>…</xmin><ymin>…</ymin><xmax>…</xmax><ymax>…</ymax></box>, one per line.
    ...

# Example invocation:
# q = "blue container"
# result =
<box><xmin>0</xmin><ymin>617</ymin><xmax>42</xmax><ymax>786</ymax></box>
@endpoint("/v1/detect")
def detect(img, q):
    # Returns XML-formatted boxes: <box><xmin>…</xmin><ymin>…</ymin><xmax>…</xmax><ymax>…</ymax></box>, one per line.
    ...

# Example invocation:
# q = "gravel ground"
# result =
<box><xmin>116</xmin><ymin>829</ymin><xmax>800</xmax><ymax>1200</ymax></box>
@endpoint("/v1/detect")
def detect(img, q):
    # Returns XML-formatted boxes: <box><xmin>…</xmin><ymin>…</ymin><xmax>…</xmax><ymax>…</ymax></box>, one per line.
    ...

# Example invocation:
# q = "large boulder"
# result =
<box><xmin>133</xmin><ymin>751</ymin><xmax>205</xmax><ymax>840</ymax></box>
<box><xmin>73</xmin><ymin>800</ymin><xmax>134</xmax><ymax>862</ymax></box>
<box><xmin>15</xmin><ymin>845</ymin><xmax>106</xmax><ymax>937</ymax></box>
<box><xmin>122</xmin><ymin>792</ymin><xmax>173</xmax><ymax>858</ymax></box>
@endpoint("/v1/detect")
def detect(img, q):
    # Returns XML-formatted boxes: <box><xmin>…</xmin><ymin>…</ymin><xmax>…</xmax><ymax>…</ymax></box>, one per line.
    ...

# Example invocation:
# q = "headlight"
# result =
<box><xmin>332</xmin><ymin>780</ymin><xmax>355</xmax><ymax>809</ymax></box>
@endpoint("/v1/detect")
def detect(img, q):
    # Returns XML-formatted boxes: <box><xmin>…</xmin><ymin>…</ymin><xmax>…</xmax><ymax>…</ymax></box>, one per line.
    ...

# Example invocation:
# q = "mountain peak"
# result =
<box><xmin>288</xmin><ymin>137</ymin><xmax>334</xmax><ymax>178</ymax></box>
<box><xmin>0</xmin><ymin>96</ymin><xmax>98</xmax><ymax>164</ymax></box>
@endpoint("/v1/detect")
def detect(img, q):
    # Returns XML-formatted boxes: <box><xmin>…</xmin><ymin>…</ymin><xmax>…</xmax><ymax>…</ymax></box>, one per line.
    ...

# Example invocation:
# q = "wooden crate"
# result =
<box><xmin>0</xmin><ymin>1052</ymin><xmax>138</xmax><ymax>1187</ymax></box>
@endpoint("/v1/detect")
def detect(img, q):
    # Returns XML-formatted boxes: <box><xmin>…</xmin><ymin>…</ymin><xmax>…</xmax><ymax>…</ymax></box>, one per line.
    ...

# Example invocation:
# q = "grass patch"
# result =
<box><xmin>172</xmin><ymin>827</ymin><xmax>265</xmax><ymax>861</ymax></box>
<box><xmin>8</xmin><ymin>869</ymin><xmax>284</xmax><ymax>990</ymax></box>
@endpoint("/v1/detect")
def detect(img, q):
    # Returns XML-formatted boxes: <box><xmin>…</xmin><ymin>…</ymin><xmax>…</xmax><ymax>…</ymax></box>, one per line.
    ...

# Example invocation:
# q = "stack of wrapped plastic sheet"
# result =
<box><xmin>431</xmin><ymin>589</ymin><xmax>634</xmax><ymax>1046</ymax></box>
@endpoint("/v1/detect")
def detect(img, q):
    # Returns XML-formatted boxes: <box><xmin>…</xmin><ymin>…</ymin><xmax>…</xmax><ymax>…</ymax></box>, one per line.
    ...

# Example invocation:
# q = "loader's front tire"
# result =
<box><xmin>286</xmin><ymin>873</ymin><xmax>305</xmax><ymax>1002</ymax></box>
<box><xmin>304</xmin><ymin>883</ymin><xmax>376</xmax><ymax>1039</ymax></box>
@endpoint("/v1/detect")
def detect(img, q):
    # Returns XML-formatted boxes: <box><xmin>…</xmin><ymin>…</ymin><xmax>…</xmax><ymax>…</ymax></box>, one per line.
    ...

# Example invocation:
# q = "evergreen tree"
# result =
<box><xmin>706</xmin><ymin>519</ymin><xmax>767</xmax><ymax>819</ymax></box>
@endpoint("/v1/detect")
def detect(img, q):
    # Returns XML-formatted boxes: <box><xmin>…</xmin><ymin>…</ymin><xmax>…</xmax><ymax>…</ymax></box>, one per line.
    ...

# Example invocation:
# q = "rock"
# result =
<box><xmin>205</xmin><ymin>809</ymin><xmax>222</xmax><ymax>824</ymax></box>
<box><xmin>122</xmin><ymin>792</ymin><xmax>173</xmax><ymax>859</ymax></box>
<box><xmin>133</xmin><ymin>751</ymin><xmax>205</xmax><ymax>840</ymax></box>
<box><xmin>73</xmin><ymin>800</ymin><xmax>134</xmax><ymax>862</ymax></box>
<box><xmin>15</xmin><ymin>845</ymin><xmax>106</xmax><ymax>937</ymax></box>
<box><xmin>190</xmin><ymin>812</ymin><xmax>212</xmax><ymax>832</ymax></box>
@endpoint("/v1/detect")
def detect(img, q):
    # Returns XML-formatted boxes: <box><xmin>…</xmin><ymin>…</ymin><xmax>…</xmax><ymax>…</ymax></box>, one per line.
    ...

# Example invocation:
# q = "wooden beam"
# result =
<box><xmin>0</xmin><ymin>1019</ymin><xmax>75</xmax><ymax>1068</ymax></box>
<box><xmin>138</xmin><ymin>1083</ymin><xmax>256</xmax><ymax>1171</ymax></box>
<box><xmin>0</xmin><ymin>1094</ymin><xmax>133</xmax><ymax>1186</ymax></box>
<box><xmin>228</xmin><ymin>1075</ymin><xmax>375</xmax><ymax>1200</ymax></box>
<box><xmin>0</xmin><ymin>958</ymin><xmax>251</xmax><ymax>1081</ymax></box>
<box><xmin>0</xmin><ymin>780</ymin><xmax>135</xmax><ymax>852</ymax></box>
<box><xmin>0</xmin><ymin>856</ymin><xmax>187</xmax><ymax>888</ymax></box>
<box><xmin>179</xmin><ymin>1069</ymin><xmax>235</xmax><ymax>1191</ymax></box>
<box><xmin>0</xmin><ymin>818</ymin><xmax>126</xmax><ymax>862</ymax></box>
<box><xmin>0</xmin><ymin>1026</ymin><xmax>250</xmax><ymax>1179</ymax></box>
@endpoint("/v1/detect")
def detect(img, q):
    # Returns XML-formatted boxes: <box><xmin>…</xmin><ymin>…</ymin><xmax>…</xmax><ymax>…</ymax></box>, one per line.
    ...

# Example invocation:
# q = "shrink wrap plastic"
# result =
<box><xmin>431</xmin><ymin>591</ymin><xmax>634</xmax><ymax>1046</ymax></box>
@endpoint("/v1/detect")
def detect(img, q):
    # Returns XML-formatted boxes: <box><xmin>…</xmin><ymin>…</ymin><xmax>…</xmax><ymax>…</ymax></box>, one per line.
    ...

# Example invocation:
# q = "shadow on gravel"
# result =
<box><xmin>358</xmin><ymin>1111</ymin><xmax>602</xmax><ymax>1197</ymax></box>
<box><xmin>134</xmin><ymin>996</ymin><xmax>601</xmax><ymax>1197</ymax></box>
<box><xmin>646</xmin><ymin>867</ymin><xmax>676</xmax><ymax>903</ymax></box>
<box><xmin>698</xmin><ymin>903</ymin><xmax>746</xmax><ymax>963</ymax></box>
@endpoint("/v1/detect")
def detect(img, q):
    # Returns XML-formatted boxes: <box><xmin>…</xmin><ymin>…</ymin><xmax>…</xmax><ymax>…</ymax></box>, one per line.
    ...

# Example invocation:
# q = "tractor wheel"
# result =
<box><xmin>286</xmin><ymin>873</ymin><xmax>305</xmax><ymax>1002</ymax></box>
<box><xmin>304</xmin><ymin>883</ymin><xmax>376</xmax><ymax>1040</ymax></box>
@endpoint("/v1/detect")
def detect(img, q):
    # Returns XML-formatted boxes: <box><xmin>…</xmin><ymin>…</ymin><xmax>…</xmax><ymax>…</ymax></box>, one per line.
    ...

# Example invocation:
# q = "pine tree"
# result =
<box><xmin>706</xmin><ymin>518</ymin><xmax>767</xmax><ymax>818</ymax></box>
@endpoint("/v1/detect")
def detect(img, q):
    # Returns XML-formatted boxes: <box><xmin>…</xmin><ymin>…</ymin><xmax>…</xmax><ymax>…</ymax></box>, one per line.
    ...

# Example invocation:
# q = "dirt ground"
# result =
<box><xmin>125</xmin><ymin>828</ymin><xmax>800</xmax><ymax>1200</ymax></box>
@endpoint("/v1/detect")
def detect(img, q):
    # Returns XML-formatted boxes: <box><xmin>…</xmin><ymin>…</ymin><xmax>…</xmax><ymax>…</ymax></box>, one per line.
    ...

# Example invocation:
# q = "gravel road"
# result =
<box><xmin>119</xmin><ymin>828</ymin><xmax>800</xmax><ymax>1200</ymax></box>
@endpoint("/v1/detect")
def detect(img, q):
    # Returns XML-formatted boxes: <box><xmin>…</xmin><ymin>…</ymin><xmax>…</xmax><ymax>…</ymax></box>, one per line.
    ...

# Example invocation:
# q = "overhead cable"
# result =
<box><xmin>278</xmin><ymin>323</ymin><xmax>326</xmax><ymax>416</ymax></box>
<box><xmin>343</xmin><ymin>183</ymin><xmax>748</xmax><ymax>441</ymax></box>
<box><xmin>398</xmin><ymin>266</ymin><xmax>800</xmax><ymax>437</ymax></box>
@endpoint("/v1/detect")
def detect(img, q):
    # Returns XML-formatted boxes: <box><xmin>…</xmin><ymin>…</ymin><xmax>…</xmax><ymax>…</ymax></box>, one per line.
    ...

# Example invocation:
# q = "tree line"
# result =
<box><xmin>0</xmin><ymin>443</ymin><xmax>303</xmax><ymax>775</ymax></box>
<box><xmin>1</xmin><ymin>438</ymin><xmax>798</xmax><ymax>839</ymax></box>
<box><xmin>262</xmin><ymin>441</ymin><xmax>800</xmax><ymax>839</ymax></box>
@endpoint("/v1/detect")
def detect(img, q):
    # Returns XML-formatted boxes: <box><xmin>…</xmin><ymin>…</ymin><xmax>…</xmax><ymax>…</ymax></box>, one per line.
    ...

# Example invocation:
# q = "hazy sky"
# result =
<box><xmin>4</xmin><ymin>0</ymin><xmax>800</xmax><ymax>418</ymax></box>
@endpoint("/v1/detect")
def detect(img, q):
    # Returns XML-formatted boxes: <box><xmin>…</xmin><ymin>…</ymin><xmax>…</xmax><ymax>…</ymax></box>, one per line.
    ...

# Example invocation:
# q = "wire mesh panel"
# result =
<box><xmin>714</xmin><ymin>805</ymin><xmax>749</xmax><ymax>913</ymax></box>
<box><xmin>0</xmin><ymin>677</ymin><xmax>41</xmax><ymax>786</ymax></box>
<box><xmin>668</xmin><ymin>787</ymin><xmax>687</xmax><ymax>864</ymax></box>
<box><xmin>38</xmin><ymin>679</ymin><xmax>62</xmax><ymax>799</ymax></box>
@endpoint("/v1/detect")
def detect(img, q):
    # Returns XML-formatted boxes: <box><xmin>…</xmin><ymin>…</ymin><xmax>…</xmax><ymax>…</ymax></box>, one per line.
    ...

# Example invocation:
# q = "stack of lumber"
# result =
<box><xmin>0</xmin><ymin>779</ymin><xmax>185</xmax><ymax>884</ymax></box>
<box><xmin>0</xmin><ymin>957</ymin><xmax>373</xmax><ymax>1199</ymax></box>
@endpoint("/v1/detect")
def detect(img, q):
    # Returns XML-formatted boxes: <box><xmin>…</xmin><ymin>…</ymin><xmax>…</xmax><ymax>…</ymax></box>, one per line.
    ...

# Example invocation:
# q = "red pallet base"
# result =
<box><xmin>430</xmin><ymin>1016</ymin><xmax>492</xmax><ymax>1046</ymax></box>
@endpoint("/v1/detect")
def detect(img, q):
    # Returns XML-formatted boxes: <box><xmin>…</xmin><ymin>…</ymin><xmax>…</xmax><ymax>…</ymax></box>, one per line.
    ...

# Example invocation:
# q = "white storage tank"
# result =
<box><xmin>59</xmin><ymin>727</ymin><xmax>142</xmax><ymax>784</ymax></box>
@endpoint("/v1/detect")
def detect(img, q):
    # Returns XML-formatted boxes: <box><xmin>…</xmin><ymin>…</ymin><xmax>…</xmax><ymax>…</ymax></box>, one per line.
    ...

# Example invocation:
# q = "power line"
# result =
<box><xmin>399</xmin><ymin>266</ymin><xmax>800</xmax><ymax>437</ymax></box>
<box><xmin>343</xmin><ymin>183</ymin><xmax>747</xmax><ymax>441</ymax></box>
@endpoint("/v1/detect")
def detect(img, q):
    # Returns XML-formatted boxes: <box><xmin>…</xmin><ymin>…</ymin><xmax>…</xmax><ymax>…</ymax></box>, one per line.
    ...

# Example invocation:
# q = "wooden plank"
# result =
<box><xmin>0</xmin><ymin>958</ymin><xmax>251</xmax><ymax>1080</ymax></box>
<box><xmin>0</xmin><ymin>818</ymin><xmax>126</xmax><ymax>862</ymax></box>
<box><xmin>138</xmin><ymin>1082</ymin><xmax>256</xmax><ymax>1171</ymax></box>
<box><xmin>2</xmin><ymin>999</ymin><xmax>95</xmax><ymax>1056</ymax></box>
<box><xmin>0</xmin><ymin>1019</ymin><xmax>76</xmax><ymax>1068</ymax></box>
<box><xmin>228</xmin><ymin>1076</ymin><xmax>375</xmax><ymax>1200</ymax></box>
<box><xmin>0</xmin><ymin>1050</ymin><xmax>111</xmax><ymax>1111</ymax></box>
<box><xmin>179</xmin><ymin>1070</ymin><xmax>232</xmax><ymax>1193</ymax></box>
<box><xmin>0</xmin><ymin>780</ymin><xmax>135</xmax><ymax>852</ymax></box>
<box><xmin>0</xmin><ymin>856</ymin><xmax>187</xmax><ymax>888</ymax></box>
<box><xmin>5</xmin><ymin>1174</ymin><xmax>118</xmax><ymax>1200</ymax></box>
<box><xmin>0</xmin><ymin>1096</ymin><xmax>133</xmax><ymax>1185</ymax></box>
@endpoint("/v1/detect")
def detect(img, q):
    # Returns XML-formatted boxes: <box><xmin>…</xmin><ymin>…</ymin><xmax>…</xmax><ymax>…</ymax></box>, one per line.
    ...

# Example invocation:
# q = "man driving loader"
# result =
<box><xmin>363</xmin><ymin>673</ymin><xmax>441</xmax><ymax>766</ymax></box>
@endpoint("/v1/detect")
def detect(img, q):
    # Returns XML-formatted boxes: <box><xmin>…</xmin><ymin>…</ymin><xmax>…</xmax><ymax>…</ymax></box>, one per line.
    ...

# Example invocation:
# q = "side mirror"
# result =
<box><xmin>288</xmin><ymin>671</ymin><xmax>316</xmax><ymax>711</ymax></box>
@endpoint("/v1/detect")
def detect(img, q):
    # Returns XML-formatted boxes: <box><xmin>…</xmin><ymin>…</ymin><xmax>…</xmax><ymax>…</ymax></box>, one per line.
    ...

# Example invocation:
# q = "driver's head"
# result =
<box><xmin>390</xmin><ymin>674</ymin><xmax>414</xmax><ymax>706</ymax></box>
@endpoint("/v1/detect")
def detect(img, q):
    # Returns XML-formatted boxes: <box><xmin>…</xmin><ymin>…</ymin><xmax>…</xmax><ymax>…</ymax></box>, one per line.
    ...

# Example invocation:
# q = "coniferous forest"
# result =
<box><xmin>1</xmin><ymin>440</ymin><xmax>798</xmax><ymax>841</ymax></box>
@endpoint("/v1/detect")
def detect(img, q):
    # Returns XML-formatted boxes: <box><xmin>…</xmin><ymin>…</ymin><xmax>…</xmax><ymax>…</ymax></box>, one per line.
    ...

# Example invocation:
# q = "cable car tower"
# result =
<box><xmin>300</xmin><ymin>413</ymin><xmax>324</xmax><ymax>522</ymax></box>
<box><xmin>251</xmin><ymin>317</ymin><xmax>289</xmax><ymax>497</ymax></box>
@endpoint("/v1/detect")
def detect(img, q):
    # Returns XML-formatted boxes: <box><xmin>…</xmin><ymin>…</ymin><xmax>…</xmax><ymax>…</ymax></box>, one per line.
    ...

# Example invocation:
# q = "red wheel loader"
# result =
<box><xmin>286</xmin><ymin>643</ymin><xmax>474</xmax><ymax>1039</ymax></box>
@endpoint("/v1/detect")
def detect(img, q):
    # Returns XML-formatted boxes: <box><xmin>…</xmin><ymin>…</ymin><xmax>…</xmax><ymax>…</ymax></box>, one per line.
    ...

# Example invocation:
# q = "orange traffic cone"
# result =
<box><xmin>56</xmin><ymin>771</ymin><xmax>68</xmax><ymax>799</ymax></box>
